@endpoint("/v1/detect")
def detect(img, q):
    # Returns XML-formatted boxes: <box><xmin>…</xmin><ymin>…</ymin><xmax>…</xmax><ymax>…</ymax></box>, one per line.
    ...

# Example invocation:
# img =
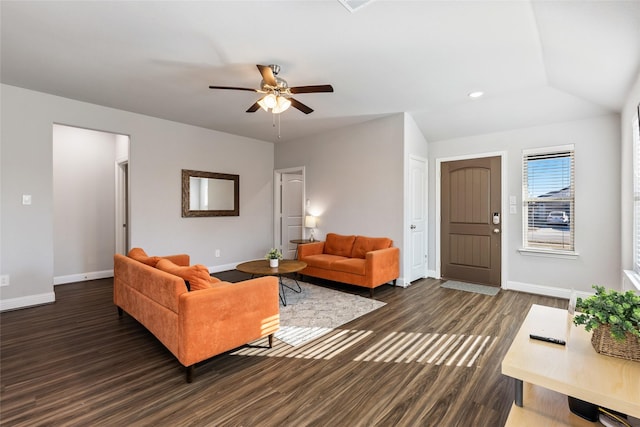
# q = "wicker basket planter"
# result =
<box><xmin>591</xmin><ymin>324</ymin><xmax>640</xmax><ymax>362</ymax></box>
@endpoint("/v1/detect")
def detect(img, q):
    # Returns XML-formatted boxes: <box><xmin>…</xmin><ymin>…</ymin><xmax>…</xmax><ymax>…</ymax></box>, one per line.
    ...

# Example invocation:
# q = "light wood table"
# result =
<box><xmin>236</xmin><ymin>259</ymin><xmax>307</xmax><ymax>306</ymax></box>
<box><xmin>502</xmin><ymin>304</ymin><xmax>640</xmax><ymax>425</ymax></box>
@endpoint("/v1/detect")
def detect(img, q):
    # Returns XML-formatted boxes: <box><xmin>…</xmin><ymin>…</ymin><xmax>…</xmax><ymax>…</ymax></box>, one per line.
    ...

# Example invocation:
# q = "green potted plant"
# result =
<box><xmin>572</xmin><ymin>285</ymin><xmax>640</xmax><ymax>361</ymax></box>
<box><xmin>265</xmin><ymin>248</ymin><xmax>283</xmax><ymax>268</ymax></box>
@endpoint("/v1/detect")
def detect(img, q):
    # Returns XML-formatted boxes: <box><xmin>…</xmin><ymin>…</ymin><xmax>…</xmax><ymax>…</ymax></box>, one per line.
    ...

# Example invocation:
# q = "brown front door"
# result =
<box><xmin>441</xmin><ymin>156</ymin><xmax>501</xmax><ymax>286</ymax></box>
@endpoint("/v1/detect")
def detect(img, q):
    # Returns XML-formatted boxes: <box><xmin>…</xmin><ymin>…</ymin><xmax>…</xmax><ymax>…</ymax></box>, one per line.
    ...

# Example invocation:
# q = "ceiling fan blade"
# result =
<box><xmin>246</xmin><ymin>102</ymin><xmax>261</xmax><ymax>113</ymax></box>
<box><xmin>289</xmin><ymin>85</ymin><xmax>334</xmax><ymax>94</ymax></box>
<box><xmin>257</xmin><ymin>64</ymin><xmax>277</xmax><ymax>87</ymax></box>
<box><xmin>290</xmin><ymin>98</ymin><xmax>314</xmax><ymax>114</ymax></box>
<box><xmin>209</xmin><ymin>85</ymin><xmax>258</xmax><ymax>92</ymax></box>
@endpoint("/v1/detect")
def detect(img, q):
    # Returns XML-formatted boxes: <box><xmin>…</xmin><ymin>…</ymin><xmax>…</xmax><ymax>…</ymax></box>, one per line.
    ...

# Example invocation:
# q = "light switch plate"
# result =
<box><xmin>510</xmin><ymin>205</ymin><xmax>517</xmax><ymax>214</ymax></box>
<box><xmin>22</xmin><ymin>194</ymin><xmax>32</xmax><ymax>205</ymax></box>
<box><xmin>509</xmin><ymin>196</ymin><xmax>516</xmax><ymax>205</ymax></box>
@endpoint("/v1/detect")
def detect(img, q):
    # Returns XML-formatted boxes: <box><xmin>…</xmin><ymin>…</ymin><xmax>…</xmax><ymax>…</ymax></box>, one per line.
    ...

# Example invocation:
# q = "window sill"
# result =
<box><xmin>623</xmin><ymin>270</ymin><xmax>640</xmax><ymax>292</ymax></box>
<box><xmin>517</xmin><ymin>248</ymin><xmax>579</xmax><ymax>260</ymax></box>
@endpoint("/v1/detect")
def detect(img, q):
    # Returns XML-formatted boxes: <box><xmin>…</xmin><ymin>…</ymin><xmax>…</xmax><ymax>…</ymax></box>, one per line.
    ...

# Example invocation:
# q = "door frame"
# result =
<box><xmin>435</xmin><ymin>151</ymin><xmax>508</xmax><ymax>286</ymax></box>
<box><xmin>115</xmin><ymin>159</ymin><xmax>129</xmax><ymax>255</ymax></box>
<box><xmin>273</xmin><ymin>166</ymin><xmax>306</xmax><ymax>252</ymax></box>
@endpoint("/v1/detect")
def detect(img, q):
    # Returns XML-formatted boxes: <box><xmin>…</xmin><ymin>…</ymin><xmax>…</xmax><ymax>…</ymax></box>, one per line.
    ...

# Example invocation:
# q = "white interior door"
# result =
<box><xmin>280</xmin><ymin>172</ymin><xmax>304</xmax><ymax>259</ymax></box>
<box><xmin>409</xmin><ymin>156</ymin><xmax>427</xmax><ymax>282</ymax></box>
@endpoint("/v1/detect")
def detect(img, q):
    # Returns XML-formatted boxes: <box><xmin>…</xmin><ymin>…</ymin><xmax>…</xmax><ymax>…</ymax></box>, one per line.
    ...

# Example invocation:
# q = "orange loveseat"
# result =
<box><xmin>114</xmin><ymin>249</ymin><xmax>279</xmax><ymax>382</ymax></box>
<box><xmin>297</xmin><ymin>233</ymin><xmax>400</xmax><ymax>297</ymax></box>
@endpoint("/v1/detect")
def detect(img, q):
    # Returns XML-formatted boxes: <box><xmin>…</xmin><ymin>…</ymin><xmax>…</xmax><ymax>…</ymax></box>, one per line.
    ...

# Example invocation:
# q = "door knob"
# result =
<box><xmin>493</xmin><ymin>228</ymin><xmax>500</xmax><ymax>233</ymax></box>
<box><xmin>410</xmin><ymin>225</ymin><xmax>416</xmax><ymax>229</ymax></box>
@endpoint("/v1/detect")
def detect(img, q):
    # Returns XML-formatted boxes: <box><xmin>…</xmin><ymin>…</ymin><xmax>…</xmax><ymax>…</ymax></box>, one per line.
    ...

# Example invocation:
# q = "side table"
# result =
<box><xmin>290</xmin><ymin>239</ymin><xmax>314</xmax><ymax>259</ymax></box>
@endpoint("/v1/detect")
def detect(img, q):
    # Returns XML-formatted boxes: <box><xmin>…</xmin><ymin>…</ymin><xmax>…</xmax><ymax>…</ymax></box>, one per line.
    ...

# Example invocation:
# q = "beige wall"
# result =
<box><xmin>274</xmin><ymin>113</ymin><xmax>429</xmax><ymax>285</ymax></box>
<box><xmin>1</xmin><ymin>84</ymin><xmax>274</xmax><ymax>310</ymax></box>
<box><xmin>429</xmin><ymin>114</ymin><xmax>621</xmax><ymax>296</ymax></box>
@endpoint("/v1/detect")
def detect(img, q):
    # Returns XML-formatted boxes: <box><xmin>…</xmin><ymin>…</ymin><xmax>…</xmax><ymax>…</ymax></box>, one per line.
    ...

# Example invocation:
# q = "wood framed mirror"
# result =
<box><xmin>181</xmin><ymin>169</ymin><xmax>239</xmax><ymax>217</ymax></box>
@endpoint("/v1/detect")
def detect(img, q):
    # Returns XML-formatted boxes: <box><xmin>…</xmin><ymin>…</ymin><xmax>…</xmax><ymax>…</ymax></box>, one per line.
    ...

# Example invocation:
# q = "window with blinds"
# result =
<box><xmin>522</xmin><ymin>145</ymin><xmax>575</xmax><ymax>252</ymax></box>
<box><xmin>633</xmin><ymin>104</ymin><xmax>640</xmax><ymax>274</ymax></box>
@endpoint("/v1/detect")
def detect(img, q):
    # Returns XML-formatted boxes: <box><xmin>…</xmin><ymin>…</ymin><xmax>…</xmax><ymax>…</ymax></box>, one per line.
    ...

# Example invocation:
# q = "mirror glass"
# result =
<box><xmin>182</xmin><ymin>169</ymin><xmax>239</xmax><ymax>217</ymax></box>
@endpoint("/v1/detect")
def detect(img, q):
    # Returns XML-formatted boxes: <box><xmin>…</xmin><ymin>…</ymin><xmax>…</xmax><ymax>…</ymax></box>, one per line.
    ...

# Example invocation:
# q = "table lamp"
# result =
<box><xmin>305</xmin><ymin>215</ymin><xmax>317</xmax><ymax>241</ymax></box>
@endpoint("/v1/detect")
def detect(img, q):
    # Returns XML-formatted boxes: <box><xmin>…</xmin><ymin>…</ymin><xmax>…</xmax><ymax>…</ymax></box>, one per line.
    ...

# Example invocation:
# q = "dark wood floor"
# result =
<box><xmin>0</xmin><ymin>273</ymin><xmax>567</xmax><ymax>426</ymax></box>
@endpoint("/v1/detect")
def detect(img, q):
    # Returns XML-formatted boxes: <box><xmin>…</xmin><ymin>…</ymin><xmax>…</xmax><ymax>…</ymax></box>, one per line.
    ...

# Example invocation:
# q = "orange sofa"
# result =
<box><xmin>297</xmin><ymin>233</ymin><xmax>400</xmax><ymax>297</ymax></box>
<box><xmin>114</xmin><ymin>249</ymin><xmax>279</xmax><ymax>382</ymax></box>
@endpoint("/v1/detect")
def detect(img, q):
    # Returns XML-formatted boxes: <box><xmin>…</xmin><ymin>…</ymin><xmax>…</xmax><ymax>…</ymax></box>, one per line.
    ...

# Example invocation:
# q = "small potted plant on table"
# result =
<box><xmin>572</xmin><ymin>285</ymin><xmax>640</xmax><ymax>361</ymax></box>
<box><xmin>265</xmin><ymin>248</ymin><xmax>283</xmax><ymax>268</ymax></box>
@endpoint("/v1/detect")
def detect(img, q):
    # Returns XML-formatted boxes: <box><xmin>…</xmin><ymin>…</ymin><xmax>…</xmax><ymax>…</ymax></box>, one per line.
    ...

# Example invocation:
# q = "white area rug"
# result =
<box><xmin>441</xmin><ymin>280</ymin><xmax>500</xmax><ymax>296</ymax></box>
<box><xmin>275</xmin><ymin>279</ymin><xmax>386</xmax><ymax>346</ymax></box>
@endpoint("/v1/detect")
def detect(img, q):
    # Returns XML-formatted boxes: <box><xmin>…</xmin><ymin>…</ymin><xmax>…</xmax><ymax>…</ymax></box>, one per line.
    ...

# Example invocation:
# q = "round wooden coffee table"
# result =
<box><xmin>236</xmin><ymin>259</ymin><xmax>307</xmax><ymax>306</ymax></box>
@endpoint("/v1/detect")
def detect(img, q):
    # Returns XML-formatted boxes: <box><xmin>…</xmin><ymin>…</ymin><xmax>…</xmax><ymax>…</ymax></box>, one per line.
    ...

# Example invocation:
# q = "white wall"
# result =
<box><xmin>115</xmin><ymin>134</ymin><xmax>129</xmax><ymax>162</ymax></box>
<box><xmin>0</xmin><ymin>84</ymin><xmax>274</xmax><ymax>310</ymax></box>
<box><xmin>404</xmin><ymin>113</ymin><xmax>429</xmax><ymax>159</ymax></box>
<box><xmin>429</xmin><ymin>114</ymin><xmax>621</xmax><ymax>295</ymax></box>
<box><xmin>53</xmin><ymin>125</ymin><xmax>117</xmax><ymax>281</ymax></box>
<box><xmin>274</xmin><ymin>114</ymin><xmax>406</xmax><ymax>276</ymax></box>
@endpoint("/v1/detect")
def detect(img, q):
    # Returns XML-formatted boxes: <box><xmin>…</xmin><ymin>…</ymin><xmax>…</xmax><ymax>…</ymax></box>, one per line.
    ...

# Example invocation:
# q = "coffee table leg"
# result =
<box><xmin>278</xmin><ymin>276</ymin><xmax>287</xmax><ymax>306</ymax></box>
<box><xmin>514</xmin><ymin>379</ymin><xmax>523</xmax><ymax>407</ymax></box>
<box><xmin>280</xmin><ymin>276</ymin><xmax>302</xmax><ymax>293</ymax></box>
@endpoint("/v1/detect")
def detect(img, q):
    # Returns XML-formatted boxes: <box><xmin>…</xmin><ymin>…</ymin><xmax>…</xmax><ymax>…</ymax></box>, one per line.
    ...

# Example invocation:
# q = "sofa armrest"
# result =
<box><xmin>297</xmin><ymin>241</ymin><xmax>325</xmax><ymax>259</ymax></box>
<box><xmin>365</xmin><ymin>247</ymin><xmax>400</xmax><ymax>284</ymax></box>
<box><xmin>177</xmin><ymin>276</ymin><xmax>279</xmax><ymax>366</ymax></box>
<box><xmin>161</xmin><ymin>254</ymin><xmax>190</xmax><ymax>266</ymax></box>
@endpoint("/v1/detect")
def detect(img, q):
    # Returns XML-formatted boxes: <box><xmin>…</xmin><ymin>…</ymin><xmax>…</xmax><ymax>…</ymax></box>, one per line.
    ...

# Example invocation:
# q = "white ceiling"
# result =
<box><xmin>2</xmin><ymin>1</ymin><xmax>639</xmax><ymax>143</ymax></box>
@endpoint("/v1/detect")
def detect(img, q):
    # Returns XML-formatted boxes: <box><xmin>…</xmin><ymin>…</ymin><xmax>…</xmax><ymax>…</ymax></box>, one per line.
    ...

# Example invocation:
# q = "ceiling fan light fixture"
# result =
<box><xmin>257</xmin><ymin>98</ymin><xmax>269</xmax><ymax>112</ymax></box>
<box><xmin>272</xmin><ymin>96</ymin><xmax>292</xmax><ymax>114</ymax></box>
<box><xmin>257</xmin><ymin>93</ymin><xmax>278</xmax><ymax>112</ymax></box>
<box><xmin>264</xmin><ymin>93</ymin><xmax>277</xmax><ymax>108</ymax></box>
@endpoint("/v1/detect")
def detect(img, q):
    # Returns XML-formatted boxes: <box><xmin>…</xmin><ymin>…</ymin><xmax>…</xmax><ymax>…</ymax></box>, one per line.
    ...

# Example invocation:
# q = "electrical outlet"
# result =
<box><xmin>0</xmin><ymin>275</ymin><xmax>9</xmax><ymax>287</ymax></box>
<box><xmin>215</xmin><ymin>249</ymin><xmax>221</xmax><ymax>258</ymax></box>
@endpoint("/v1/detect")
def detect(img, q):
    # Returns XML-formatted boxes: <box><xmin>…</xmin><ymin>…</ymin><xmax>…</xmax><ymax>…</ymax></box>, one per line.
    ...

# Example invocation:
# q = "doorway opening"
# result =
<box><xmin>52</xmin><ymin>124</ymin><xmax>130</xmax><ymax>285</ymax></box>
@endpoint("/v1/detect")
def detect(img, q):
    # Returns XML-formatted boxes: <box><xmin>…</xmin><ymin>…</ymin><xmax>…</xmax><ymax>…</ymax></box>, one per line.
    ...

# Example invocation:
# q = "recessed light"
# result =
<box><xmin>468</xmin><ymin>91</ymin><xmax>484</xmax><ymax>99</ymax></box>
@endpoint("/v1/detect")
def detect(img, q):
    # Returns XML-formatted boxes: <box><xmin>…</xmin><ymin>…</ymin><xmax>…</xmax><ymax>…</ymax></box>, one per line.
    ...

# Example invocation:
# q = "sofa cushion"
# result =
<box><xmin>303</xmin><ymin>254</ymin><xmax>347</xmax><ymax>269</ymax></box>
<box><xmin>128</xmin><ymin>247</ymin><xmax>161</xmax><ymax>267</ymax></box>
<box><xmin>331</xmin><ymin>258</ymin><xmax>366</xmax><ymax>275</ymax></box>
<box><xmin>324</xmin><ymin>233</ymin><xmax>356</xmax><ymax>257</ymax></box>
<box><xmin>351</xmin><ymin>236</ymin><xmax>393</xmax><ymax>259</ymax></box>
<box><xmin>156</xmin><ymin>259</ymin><xmax>217</xmax><ymax>291</ymax></box>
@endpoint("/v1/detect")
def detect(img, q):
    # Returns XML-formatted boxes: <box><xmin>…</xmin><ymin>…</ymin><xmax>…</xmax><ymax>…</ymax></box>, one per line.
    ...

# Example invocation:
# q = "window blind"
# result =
<box><xmin>523</xmin><ymin>147</ymin><xmax>575</xmax><ymax>252</ymax></box>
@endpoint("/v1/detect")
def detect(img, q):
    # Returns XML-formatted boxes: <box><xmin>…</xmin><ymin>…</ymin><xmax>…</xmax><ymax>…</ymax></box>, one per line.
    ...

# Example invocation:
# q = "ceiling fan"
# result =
<box><xmin>208</xmin><ymin>64</ymin><xmax>334</xmax><ymax>115</ymax></box>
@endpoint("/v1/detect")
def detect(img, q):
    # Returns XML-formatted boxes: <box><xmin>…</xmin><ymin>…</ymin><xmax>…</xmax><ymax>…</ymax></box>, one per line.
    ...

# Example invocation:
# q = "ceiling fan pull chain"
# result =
<box><xmin>277</xmin><ymin>113</ymin><xmax>282</xmax><ymax>139</ymax></box>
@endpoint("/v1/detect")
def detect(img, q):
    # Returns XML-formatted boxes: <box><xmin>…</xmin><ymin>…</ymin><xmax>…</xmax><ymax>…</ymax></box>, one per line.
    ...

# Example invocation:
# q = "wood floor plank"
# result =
<box><xmin>1</xmin><ymin>275</ymin><xmax>569</xmax><ymax>426</ymax></box>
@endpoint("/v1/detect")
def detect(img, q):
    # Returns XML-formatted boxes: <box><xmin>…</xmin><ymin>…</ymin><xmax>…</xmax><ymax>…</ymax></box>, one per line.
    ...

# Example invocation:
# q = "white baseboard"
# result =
<box><xmin>505</xmin><ymin>281</ymin><xmax>592</xmax><ymax>300</ymax></box>
<box><xmin>54</xmin><ymin>269</ymin><xmax>114</xmax><ymax>285</ymax></box>
<box><xmin>395</xmin><ymin>277</ymin><xmax>409</xmax><ymax>288</ymax></box>
<box><xmin>426</xmin><ymin>270</ymin><xmax>438</xmax><ymax>279</ymax></box>
<box><xmin>0</xmin><ymin>292</ymin><xmax>56</xmax><ymax>312</ymax></box>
